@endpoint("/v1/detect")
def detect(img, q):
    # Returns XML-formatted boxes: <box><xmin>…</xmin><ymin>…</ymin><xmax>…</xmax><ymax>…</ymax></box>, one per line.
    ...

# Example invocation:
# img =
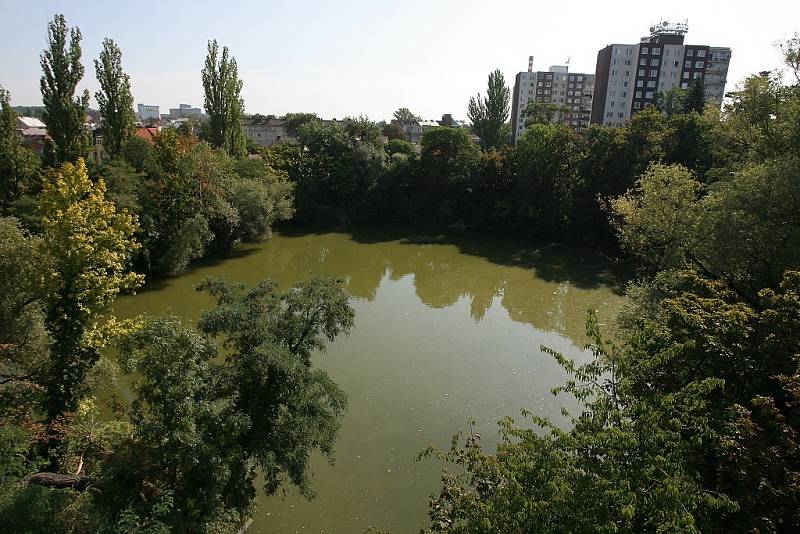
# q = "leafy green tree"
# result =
<box><xmin>393</xmin><ymin>107</ymin><xmax>420</xmax><ymax>125</ymax></box>
<box><xmin>654</xmin><ymin>87</ymin><xmax>688</xmax><ymax>118</ymax></box>
<box><xmin>468</xmin><ymin>70</ymin><xmax>511</xmax><ymax>149</ymax></box>
<box><xmin>384</xmin><ymin>139</ymin><xmax>416</xmax><ymax>157</ymax></box>
<box><xmin>510</xmin><ymin>124</ymin><xmax>580</xmax><ymax>237</ymax></box>
<box><xmin>102</xmin><ymin>277</ymin><xmax>353</xmax><ymax>530</ymax></box>
<box><xmin>0</xmin><ymin>218</ymin><xmax>51</xmax><ymax>420</ymax></box>
<box><xmin>39</xmin><ymin>14</ymin><xmax>90</xmax><ymax>166</ymax></box>
<box><xmin>39</xmin><ymin>159</ymin><xmax>143</xmax><ymax>416</ymax></box>
<box><xmin>382</xmin><ymin>122</ymin><xmax>406</xmax><ymax>140</ymax></box>
<box><xmin>0</xmin><ymin>86</ymin><xmax>41</xmax><ymax>211</ymax></box>
<box><xmin>683</xmin><ymin>79</ymin><xmax>706</xmax><ymax>114</ymax></box>
<box><xmin>416</xmin><ymin>127</ymin><xmax>481</xmax><ymax>221</ymax></box>
<box><xmin>283</xmin><ymin>112</ymin><xmax>320</xmax><ymax>137</ymax></box>
<box><xmin>423</xmin><ymin>312</ymin><xmax>735</xmax><ymax>533</ymax></box>
<box><xmin>521</xmin><ymin>100</ymin><xmax>569</xmax><ymax>126</ymax></box>
<box><xmin>202</xmin><ymin>40</ymin><xmax>246</xmax><ymax>158</ymax></box>
<box><xmin>94</xmin><ymin>38</ymin><xmax>135</xmax><ymax>158</ymax></box>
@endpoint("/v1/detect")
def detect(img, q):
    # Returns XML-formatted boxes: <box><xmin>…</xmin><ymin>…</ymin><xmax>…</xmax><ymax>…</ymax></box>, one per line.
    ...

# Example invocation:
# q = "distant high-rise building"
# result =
<box><xmin>169</xmin><ymin>103</ymin><xmax>203</xmax><ymax>119</ymax></box>
<box><xmin>591</xmin><ymin>21</ymin><xmax>731</xmax><ymax>126</ymax></box>
<box><xmin>137</xmin><ymin>103</ymin><xmax>160</xmax><ymax>121</ymax></box>
<box><xmin>510</xmin><ymin>62</ymin><xmax>595</xmax><ymax>144</ymax></box>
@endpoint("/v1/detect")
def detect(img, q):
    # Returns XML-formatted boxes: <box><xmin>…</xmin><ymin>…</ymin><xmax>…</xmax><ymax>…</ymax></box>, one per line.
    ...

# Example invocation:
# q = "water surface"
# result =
<box><xmin>113</xmin><ymin>226</ymin><xmax>628</xmax><ymax>533</ymax></box>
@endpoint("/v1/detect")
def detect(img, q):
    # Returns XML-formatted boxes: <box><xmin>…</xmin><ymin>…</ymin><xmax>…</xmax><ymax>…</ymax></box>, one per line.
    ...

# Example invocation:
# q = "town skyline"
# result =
<box><xmin>1</xmin><ymin>0</ymin><xmax>798</xmax><ymax>122</ymax></box>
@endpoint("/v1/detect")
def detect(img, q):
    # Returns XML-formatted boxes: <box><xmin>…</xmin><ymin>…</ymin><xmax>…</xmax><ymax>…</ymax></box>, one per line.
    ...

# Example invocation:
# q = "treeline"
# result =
<box><xmin>1</xmin><ymin>14</ymin><xmax>352</xmax><ymax>533</ymax></box>
<box><xmin>421</xmin><ymin>38</ymin><xmax>800</xmax><ymax>533</ymax></box>
<box><xmin>264</xmin><ymin>87</ymin><xmax>731</xmax><ymax>250</ymax></box>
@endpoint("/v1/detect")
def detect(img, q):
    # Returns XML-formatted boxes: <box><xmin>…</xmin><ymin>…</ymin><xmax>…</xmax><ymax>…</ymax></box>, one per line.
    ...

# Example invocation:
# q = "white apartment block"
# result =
<box><xmin>510</xmin><ymin>62</ymin><xmax>595</xmax><ymax>144</ymax></box>
<box><xmin>591</xmin><ymin>22</ymin><xmax>731</xmax><ymax>126</ymax></box>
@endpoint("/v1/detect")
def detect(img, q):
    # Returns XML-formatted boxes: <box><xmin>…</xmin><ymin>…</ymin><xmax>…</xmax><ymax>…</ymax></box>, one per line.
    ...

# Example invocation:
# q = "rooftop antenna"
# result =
<box><xmin>528</xmin><ymin>55</ymin><xmax>533</xmax><ymax>72</ymax></box>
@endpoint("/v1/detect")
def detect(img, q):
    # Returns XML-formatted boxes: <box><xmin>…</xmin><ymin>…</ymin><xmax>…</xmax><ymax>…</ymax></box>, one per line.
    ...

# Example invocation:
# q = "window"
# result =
<box><xmin>639</xmin><ymin>57</ymin><xmax>647</xmax><ymax>65</ymax></box>
<box><xmin>685</xmin><ymin>60</ymin><xmax>692</xmax><ymax>68</ymax></box>
<box><xmin>698</xmin><ymin>49</ymin><xmax>706</xmax><ymax>57</ymax></box>
<box><xmin>625</xmin><ymin>70</ymin><xmax>630</xmax><ymax>76</ymax></box>
<box><xmin>633</xmin><ymin>102</ymin><xmax>641</xmax><ymax>109</ymax></box>
<box><xmin>537</xmin><ymin>81</ymin><xmax>543</xmax><ymax>86</ymax></box>
<box><xmin>623</xmin><ymin>81</ymin><xmax>629</xmax><ymax>87</ymax></box>
<box><xmin>694</xmin><ymin>72</ymin><xmax>702</xmax><ymax>79</ymax></box>
<box><xmin>695</xmin><ymin>61</ymin><xmax>704</xmax><ymax>68</ymax></box>
<box><xmin>683</xmin><ymin>72</ymin><xmax>690</xmax><ymax>79</ymax></box>
<box><xmin>649</xmin><ymin>70</ymin><xmax>658</xmax><ymax>77</ymax></box>
<box><xmin>645</xmin><ymin>91</ymin><xmax>654</xmax><ymax>99</ymax></box>
<box><xmin>610</xmin><ymin>101</ymin><xmax>615</xmax><ymax>107</ymax></box>
<box><xmin>625</xmin><ymin>59</ymin><xmax>631</xmax><ymax>65</ymax></box>
<box><xmin>642</xmin><ymin>47</ymin><xmax>649</xmax><ymax>54</ymax></box>
<box><xmin>638</xmin><ymin>69</ymin><xmax>645</xmax><ymax>76</ymax></box>
<box><xmin>618</xmin><ymin>112</ymin><xmax>624</xmax><ymax>118</ymax></box>
<box><xmin>687</xmin><ymin>49</ymin><xmax>694</xmax><ymax>57</ymax></box>
<box><xmin>612</xmin><ymin>69</ymin><xmax>619</xmax><ymax>76</ymax></box>
<box><xmin>577</xmin><ymin>75</ymin><xmax>583</xmax><ymax>81</ymax></box>
<box><xmin>674</xmin><ymin>60</ymin><xmax>680</xmax><ymax>67</ymax></box>
<box><xmin>636</xmin><ymin>80</ymin><xmax>644</xmax><ymax>87</ymax></box>
<box><xmin>569</xmin><ymin>75</ymin><xmax>575</xmax><ymax>81</ymax></box>
<box><xmin>652</xmin><ymin>47</ymin><xmax>661</xmax><ymax>55</ymax></box>
<box><xmin>606</xmin><ymin>112</ymin><xmax>613</xmax><ymax>118</ymax></box>
<box><xmin>635</xmin><ymin>91</ymin><xmax>642</xmax><ymax>98</ymax></box>
<box><xmin>622</xmin><ymin>91</ymin><xmax>627</xmax><ymax>98</ymax></box>
<box><xmin>647</xmin><ymin>80</ymin><xmax>656</xmax><ymax>88</ymax></box>
<box><xmin>681</xmin><ymin>82</ymin><xmax>689</xmax><ymax>89</ymax></box>
<box><xmin>651</xmin><ymin>58</ymin><xmax>660</xmax><ymax>66</ymax></box>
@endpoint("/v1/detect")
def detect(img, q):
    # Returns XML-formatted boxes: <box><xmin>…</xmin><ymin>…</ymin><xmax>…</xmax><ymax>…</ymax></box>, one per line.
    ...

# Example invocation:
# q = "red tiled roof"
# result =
<box><xmin>135</xmin><ymin>127</ymin><xmax>160</xmax><ymax>143</ymax></box>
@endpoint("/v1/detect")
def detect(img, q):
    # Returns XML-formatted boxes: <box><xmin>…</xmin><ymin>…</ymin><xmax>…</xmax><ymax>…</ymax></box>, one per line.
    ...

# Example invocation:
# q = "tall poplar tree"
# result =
<box><xmin>40</xmin><ymin>14</ymin><xmax>90</xmax><ymax>165</ymax></box>
<box><xmin>95</xmin><ymin>38</ymin><xmax>135</xmax><ymax>158</ymax></box>
<box><xmin>468</xmin><ymin>69</ymin><xmax>511</xmax><ymax>150</ymax></box>
<box><xmin>202</xmin><ymin>40</ymin><xmax>246</xmax><ymax>158</ymax></box>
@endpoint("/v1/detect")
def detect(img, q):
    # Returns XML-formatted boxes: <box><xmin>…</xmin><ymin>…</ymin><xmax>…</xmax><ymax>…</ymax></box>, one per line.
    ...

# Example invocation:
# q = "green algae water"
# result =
<box><xmin>112</xmin><ymin>226</ymin><xmax>628</xmax><ymax>533</ymax></box>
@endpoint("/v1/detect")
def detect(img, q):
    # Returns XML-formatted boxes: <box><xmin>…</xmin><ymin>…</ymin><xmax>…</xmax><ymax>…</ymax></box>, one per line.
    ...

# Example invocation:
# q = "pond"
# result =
<box><xmin>112</xmin><ymin>226</ymin><xmax>628</xmax><ymax>533</ymax></box>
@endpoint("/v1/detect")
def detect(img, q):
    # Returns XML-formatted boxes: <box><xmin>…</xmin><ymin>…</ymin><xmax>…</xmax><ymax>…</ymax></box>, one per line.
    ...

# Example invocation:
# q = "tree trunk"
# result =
<box><xmin>21</xmin><ymin>472</ymin><xmax>93</xmax><ymax>490</ymax></box>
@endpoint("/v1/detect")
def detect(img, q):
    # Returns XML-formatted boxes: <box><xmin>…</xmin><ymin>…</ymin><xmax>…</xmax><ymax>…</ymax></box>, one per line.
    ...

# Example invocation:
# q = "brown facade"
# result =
<box><xmin>590</xmin><ymin>46</ymin><xmax>612</xmax><ymax>124</ymax></box>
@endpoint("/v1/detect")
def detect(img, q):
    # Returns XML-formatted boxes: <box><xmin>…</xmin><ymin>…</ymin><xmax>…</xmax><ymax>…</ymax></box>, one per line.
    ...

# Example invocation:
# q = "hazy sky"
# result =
<box><xmin>1</xmin><ymin>0</ymin><xmax>798</xmax><ymax>122</ymax></box>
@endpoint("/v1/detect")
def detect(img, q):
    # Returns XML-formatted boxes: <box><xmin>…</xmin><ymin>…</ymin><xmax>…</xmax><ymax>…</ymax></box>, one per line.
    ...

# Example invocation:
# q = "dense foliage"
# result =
<box><xmin>266</xmin><ymin>104</ymin><xmax>725</xmax><ymax>248</ymax></box>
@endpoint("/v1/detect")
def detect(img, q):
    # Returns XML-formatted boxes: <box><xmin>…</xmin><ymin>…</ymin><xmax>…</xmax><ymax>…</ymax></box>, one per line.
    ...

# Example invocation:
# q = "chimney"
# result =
<box><xmin>528</xmin><ymin>56</ymin><xmax>533</xmax><ymax>72</ymax></box>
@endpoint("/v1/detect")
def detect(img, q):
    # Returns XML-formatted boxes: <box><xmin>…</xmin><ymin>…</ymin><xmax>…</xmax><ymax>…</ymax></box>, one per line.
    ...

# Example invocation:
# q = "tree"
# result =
<box><xmin>0</xmin><ymin>86</ymin><xmax>41</xmax><ymax>211</ymax></box>
<box><xmin>393</xmin><ymin>107</ymin><xmax>420</xmax><ymax>125</ymax></box>
<box><xmin>510</xmin><ymin>124</ymin><xmax>580</xmax><ymax>237</ymax></box>
<box><xmin>423</xmin><ymin>312</ymin><xmax>735</xmax><ymax>533</ymax></box>
<box><xmin>382</xmin><ymin>122</ymin><xmax>406</xmax><ymax>141</ymax></box>
<box><xmin>39</xmin><ymin>14</ymin><xmax>90</xmax><ymax>166</ymax></box>
<box><xmin>94</xmin><ymin>38</ymin><xmax>135</xmax><ymax>158</ymax></box>
<box><xmin>0</xmin><ymin>218</ymin><xmax>51</xmax><ymax>420</ymax></box>
<box><xmin>202</xmin><ymin>40</ymin><xmax>245</xmax><ymax>158</ymax></box>
<box><xmin>101</xmin><ymin>277</ymin><xmax>354</xmax><ymax>530</ymax></box>
<box><xmin>39</xmin><ymin>159</ymin><xmax>143</xmax><ymax>416</ymax></box>
<box><xmin>654</xmin><ymin>87</ymin><xmax>688</xmax><ymax>118</ymax></box>
<box><xmin>283</xmin><ymin>112</ymin><xmax>320</xmax><ymax>137</ymax></box>
<box><xmin>521</xmin><ymin>100</ymin><xmax>569</xmax><ymax>126</ymax></box>
<box><xmin>683</xmin><ymin>79</ymin><xmax>706</xmax><ymax>114</ymax></box>
<box><xmin>467</xmin><ymin>69</ymin><xmax>510</xmax><ymax>150</ymax></box>
<box><xmin>384</xmin><ymin>139</ymin><xmax>416</xmax><ymax>157</ymax></box>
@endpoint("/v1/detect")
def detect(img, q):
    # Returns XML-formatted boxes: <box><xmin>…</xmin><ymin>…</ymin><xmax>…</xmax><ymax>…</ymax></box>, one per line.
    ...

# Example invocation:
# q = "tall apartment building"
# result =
<box><xmin>137</xmin><ymin>104</ymin><xmax>160</xmax><ymax>121</ymax></box>
<box><xmin>511</xmin><ymin>59</ymin><xmax>595</xmax><ymax>144</ymax></box>
<box><xmin>591</xmin><ymin>22</ymin><xmax>731</xmax><ymax>126</ymax></box>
